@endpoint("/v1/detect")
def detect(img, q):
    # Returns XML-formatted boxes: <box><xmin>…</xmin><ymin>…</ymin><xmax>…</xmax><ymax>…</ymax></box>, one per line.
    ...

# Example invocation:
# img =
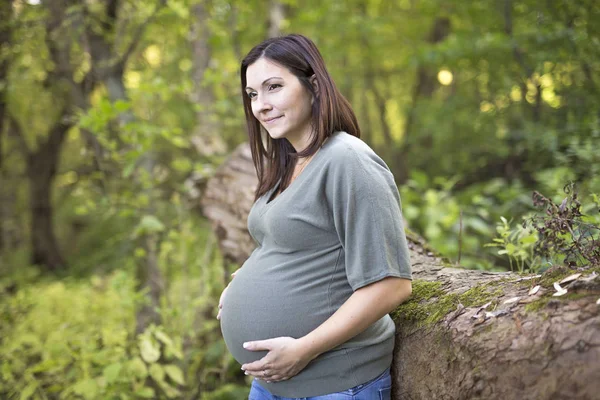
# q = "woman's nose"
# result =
<box><xmin>254</xmin><ymin>95</ymin><xmax>273</xmax><ymax>113</ymax></box>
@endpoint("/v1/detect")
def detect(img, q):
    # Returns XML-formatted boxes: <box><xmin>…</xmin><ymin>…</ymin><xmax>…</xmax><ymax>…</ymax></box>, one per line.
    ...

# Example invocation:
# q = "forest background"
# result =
<box><xmin>0</xmin><ymin>0</ymin><xmax>599</xmax><ymax>399</ymax></box>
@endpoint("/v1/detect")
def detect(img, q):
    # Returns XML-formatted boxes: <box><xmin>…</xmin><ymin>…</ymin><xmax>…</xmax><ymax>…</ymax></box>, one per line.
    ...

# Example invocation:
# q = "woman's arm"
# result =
<box><xmin>241</xmin><ymin>276</ymin><xmax>412</xmax><ymax>381</ymax></box>
<box><xmin>299</xmin><ymin>276</ymin><xmax>411</xmax><ymax>360</ymax></box>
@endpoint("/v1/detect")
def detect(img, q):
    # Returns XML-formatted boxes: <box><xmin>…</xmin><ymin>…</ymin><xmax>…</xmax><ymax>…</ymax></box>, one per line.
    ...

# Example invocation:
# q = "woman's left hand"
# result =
<box><xmin>241</xmin><ymin>337</ymin><xmax>314</xmax><ymax>383</ymax></box>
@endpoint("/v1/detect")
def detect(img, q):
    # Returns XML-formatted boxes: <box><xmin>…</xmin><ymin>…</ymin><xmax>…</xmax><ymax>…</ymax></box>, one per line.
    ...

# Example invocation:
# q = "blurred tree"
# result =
<box><xmin>0</xmin><ymin>0</ymin><xmax>13</xmax><ymax>253</ymax></box>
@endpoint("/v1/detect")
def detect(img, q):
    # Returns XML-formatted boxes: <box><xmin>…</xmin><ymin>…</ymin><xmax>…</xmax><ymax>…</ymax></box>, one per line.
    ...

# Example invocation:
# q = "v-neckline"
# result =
<box><xmin>265</xmin><ymin>136</ymin><xmax>333</xmax><ymax>206</ymax></box>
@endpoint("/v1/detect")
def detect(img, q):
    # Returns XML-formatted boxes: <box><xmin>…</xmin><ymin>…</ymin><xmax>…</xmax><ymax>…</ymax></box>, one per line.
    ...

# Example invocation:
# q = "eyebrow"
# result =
<box><xmin>245</xmin><ymin>77</ymin><xmax>282</xmax><ymax>91</ymax></box>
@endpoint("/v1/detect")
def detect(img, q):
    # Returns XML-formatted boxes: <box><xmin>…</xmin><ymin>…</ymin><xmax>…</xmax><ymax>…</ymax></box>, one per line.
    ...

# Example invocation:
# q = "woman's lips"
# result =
<box><xmin>264</xmin><ymin>116</ymin><xmax>283</xmax><ymax>124</ymax></box>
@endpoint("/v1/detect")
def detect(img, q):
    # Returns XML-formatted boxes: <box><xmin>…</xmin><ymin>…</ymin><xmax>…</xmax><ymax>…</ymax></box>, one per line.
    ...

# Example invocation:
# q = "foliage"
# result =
<box><xmin>401</xmin><ymin>171</ymin><xmax>534</xmax><ymax>270</ymax></box>
<box><xmin>485</xmin><ymin>185</ymin><xmax>600</xmax><ymax>273</ymax></box>
<box><xmin>530</xmin><ymin>184</ymin><xmax>600</xmax><ymax>267</ymax></box>
<box><xmin>0</xmin><ymin>218</ymin><xmax>249</xmax><ymax>399</ymax></box>
<box><xmin>485</xmin><ymin>216</ymin><xmax>540</xmax><ymax>273</ymax></box>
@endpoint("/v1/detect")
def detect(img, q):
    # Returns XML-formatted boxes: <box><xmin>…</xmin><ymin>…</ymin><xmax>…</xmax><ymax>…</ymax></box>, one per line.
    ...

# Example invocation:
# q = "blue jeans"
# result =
<box><xmin>248</xmin><ymin>368</ymin><xmax>392</xmax><ymax>400</ymax></box>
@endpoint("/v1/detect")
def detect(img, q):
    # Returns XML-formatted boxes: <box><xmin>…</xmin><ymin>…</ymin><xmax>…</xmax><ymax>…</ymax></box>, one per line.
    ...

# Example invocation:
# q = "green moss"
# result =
<box><xmin>459</xmin><ymin>283</ymin><xmax>504</xmax><ymax>307</ymax></box>
<box><xmin>391</xmin><ymin>280</ymin><xmax>444</xmax><ymax>323</ymax></box>
<box><xmin>524</xmin><ymin>298</ymin><xmax>551</xmax><ymax>312</ymax></box>
<box><xmin>392</xmin><ymin>279</ymin><xmax>503</xmax><ymax>326</ymax></box>
<box><xmin>394</xmin><ymin>266</ymin><xmax>598</xmax><ymax>325</ymax></box>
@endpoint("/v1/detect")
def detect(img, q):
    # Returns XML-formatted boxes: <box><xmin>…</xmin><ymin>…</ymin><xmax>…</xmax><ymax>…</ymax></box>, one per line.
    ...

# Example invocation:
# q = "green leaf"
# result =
<box><xmin>134</xmin><ymin>387</ymin><xmax>155</xmax><ymax>398</ymax></box>
<box><xmin>167</xmin><ymin>0</ymin><xmax>189</xmax><ymax>19</ymax></box>
<box><xmin>127</xmin><ymin>357</ymin><xmax>148</xmax><ymax>379</ymax></box>
<box><xmin>19</xmin><ymin>382</ymin><xmax>37</xmax><ymax>400</ymax></box>
<box><xmin>161</xmin><ymin>381</ymin><xmax>181</xmax><ymax>399</ymax></box>
<box><xmin>154</xmin><ymin>330</ymin><xmax>173</xmax><ymax>347</ymax></box>
<box><xmin>139</xmin><ymin>337</ymin><xmax>161</xmax><ymax>363</ymax></box>
<box><xmin>72</xmin><ymin>379</ymin><xmax>98</xmax><ymax>399</ymax></box>
<box><xmin>168</xmin><ymin>345</ymin><xmax>184</xmax><ymax>360</ymax></box>
<box><xmin>103</xmin><ymin>362</ymin><xmax>123</xmax><ymax>384</ymax></box>
<box><xmin>114</xmin><ymin>100</ymin><xmax>131</xmax><ymax>113</ymax></box>
<box><xmin>519</xmin><ymin>234</ymin><xmax>538</xmax><ymax>245</ymax></box>
<box><xmin>149</xmin><ymin>363</ymin><xmax>165</xmax><ymax>383</ymax></box>
<box><xmin>122</xmin><ymin>159</ymin><xmax>137</xmax><ymax>178</ymax></box>
<box><xmin>134</xmin><ymin>215</ymin><xmax>166</xmax><ymax>237</ymax></box>
<box><xmin>164</xmin><ymin>364</ymin><xmax>185</xmax><ymax>385</ymax></box>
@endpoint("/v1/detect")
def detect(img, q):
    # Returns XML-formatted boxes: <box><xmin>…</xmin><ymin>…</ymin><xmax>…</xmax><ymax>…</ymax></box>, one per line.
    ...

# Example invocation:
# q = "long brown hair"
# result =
<box><xmin>240</xmin><ymin>34</ymin><xmax>360</xmax><ymax>201</ymax></box>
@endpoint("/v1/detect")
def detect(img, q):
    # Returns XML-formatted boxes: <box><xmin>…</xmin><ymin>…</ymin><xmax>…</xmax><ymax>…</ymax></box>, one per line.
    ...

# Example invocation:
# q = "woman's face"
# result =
<box><xmin>245</xmin><ymin>57</ymin><xmax>315</xmax><ymax>150</ymax></box>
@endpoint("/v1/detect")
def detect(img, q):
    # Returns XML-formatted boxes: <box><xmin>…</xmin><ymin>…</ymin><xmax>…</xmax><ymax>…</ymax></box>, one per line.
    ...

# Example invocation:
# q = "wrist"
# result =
<box><xmin>297</xmin><ymin>335</ymin><xmax>322</xmax><ymax>362</ymax></box>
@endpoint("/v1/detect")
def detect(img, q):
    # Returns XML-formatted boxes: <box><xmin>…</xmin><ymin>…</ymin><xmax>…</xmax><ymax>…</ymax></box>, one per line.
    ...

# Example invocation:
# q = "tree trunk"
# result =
<box><xmin>200</xmin><ymin>143</ymin><xmax>258</xmax><ymax>267</ymax></box>
<box><xmin>199</xmin><ymin>143</ymin><xmax>600</xmax><ymax>400</ymax></box>
<box><xmin>26</xmin><ymin>119</ymin><xmax>72</xmax><ymax>270</ymax></box>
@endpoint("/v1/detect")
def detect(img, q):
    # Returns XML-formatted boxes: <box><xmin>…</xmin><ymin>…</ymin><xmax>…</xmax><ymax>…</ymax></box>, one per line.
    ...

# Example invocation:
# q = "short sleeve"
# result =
<box><xmin>329</xmin><ymin>145</ymin><xmax>412</xmax><ymax>291</ymax></box>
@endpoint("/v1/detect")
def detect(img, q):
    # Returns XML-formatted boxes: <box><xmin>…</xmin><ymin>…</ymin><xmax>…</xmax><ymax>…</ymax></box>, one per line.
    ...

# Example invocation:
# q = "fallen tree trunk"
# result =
<box><xmin>200</xmin><ymin>142</ymin><xmax>600</xmax><ymax>400</ymax></box>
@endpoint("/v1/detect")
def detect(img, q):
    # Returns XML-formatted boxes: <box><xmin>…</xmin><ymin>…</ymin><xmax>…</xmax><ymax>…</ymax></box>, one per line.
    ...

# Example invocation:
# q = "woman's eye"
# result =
<box><xmin>247</xmin><ymin>92</ymin><xmax>257</xmax><ymax>99</ymax></box>
<box><xmin>268</xmin><ymin>84</ymin><xmax>282</xmax><ymax>91</ymax></box>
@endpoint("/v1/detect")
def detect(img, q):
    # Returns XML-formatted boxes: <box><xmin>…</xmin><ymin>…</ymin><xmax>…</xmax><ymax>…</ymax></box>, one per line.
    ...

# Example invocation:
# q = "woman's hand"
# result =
<box><xmin>241</xmin><ymin>337</ymin><xmax>315</xmax><ymax>383</ymax></box>
<box><xmin>216</xmin><ymin>268</ymin><xmax>240</xmax><ymax>320</ymax></box>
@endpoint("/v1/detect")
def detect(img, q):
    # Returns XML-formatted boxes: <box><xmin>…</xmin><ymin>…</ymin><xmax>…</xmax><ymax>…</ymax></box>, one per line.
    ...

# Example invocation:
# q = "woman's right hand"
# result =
<box><xmin>217</xmin><ymin>268</ymin><xmax>240</xmax><ymax>320</ymax></box>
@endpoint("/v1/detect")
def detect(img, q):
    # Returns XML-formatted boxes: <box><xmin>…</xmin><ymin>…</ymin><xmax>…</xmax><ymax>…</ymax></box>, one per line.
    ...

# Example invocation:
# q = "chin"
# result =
<box><xmin>264</xmin><ymin>128</ymin><xmax>287</xmax><ymax>141</ymax></box>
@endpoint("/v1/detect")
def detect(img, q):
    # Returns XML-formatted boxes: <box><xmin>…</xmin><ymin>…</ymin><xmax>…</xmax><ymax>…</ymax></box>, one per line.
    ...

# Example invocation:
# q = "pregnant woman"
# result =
<box><xmin>217</xmin><ymin>34</ymin><xmax>413</xmax><ymax>399</ymax></box>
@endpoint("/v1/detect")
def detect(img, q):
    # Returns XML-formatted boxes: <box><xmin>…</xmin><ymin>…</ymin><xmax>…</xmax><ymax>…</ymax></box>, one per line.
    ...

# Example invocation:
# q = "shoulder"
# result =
<box><xmin>322</xmin><ymin>132</ymin><xmax>401</xmax><ymax>207</ymax></box>
<box><xmin>323</xmin><ymin>131</ymin><xmax>390</xmax><ymax>175</ymax></box>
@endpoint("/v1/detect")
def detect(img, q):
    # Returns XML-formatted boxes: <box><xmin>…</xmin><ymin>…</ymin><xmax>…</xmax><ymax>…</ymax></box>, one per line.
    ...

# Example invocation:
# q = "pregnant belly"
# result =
<box><xmin>219</xmin><ymin>267</ymin><xmax>330</xmax><ymax>365</ymax></box>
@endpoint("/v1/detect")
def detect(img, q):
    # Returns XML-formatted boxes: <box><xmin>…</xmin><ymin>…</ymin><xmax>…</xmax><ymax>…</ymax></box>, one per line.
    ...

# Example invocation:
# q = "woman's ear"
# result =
<box><xmin>310</xmin><ymin>74</ymin><xmax>319</xmax><ymax>104</ymax></box>
<box><xmin>310</xmin><ymin>74</ymin><xmax>319</xmax><ymax>96</ymax></box>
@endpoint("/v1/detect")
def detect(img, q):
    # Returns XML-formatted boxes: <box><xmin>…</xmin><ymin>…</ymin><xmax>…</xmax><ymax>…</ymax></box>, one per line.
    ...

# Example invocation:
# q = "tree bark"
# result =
<box><xmin>200</xmin><ymin>143</ymin><xmax>258</xmax><ymax>267</ymax></box>
<box><xmin>200</xmin><ymin>143</ymin><xmax>600</xmax><ymax>400</ymax></box>
<box><xmin>27</xmin><ymin>118</ymin><xmax>72</xmax><ymax>270</ymax></box>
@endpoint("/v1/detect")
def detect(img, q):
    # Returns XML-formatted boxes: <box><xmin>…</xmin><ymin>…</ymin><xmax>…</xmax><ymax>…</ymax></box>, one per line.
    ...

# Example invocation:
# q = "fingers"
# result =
<box><xmin>217</xmin><ymin>287</ymin><xmax>228</xmax><ymax>320</ymax></box>
<box><xmin>241</xmin><ymin>362</ymin><xmax>263</xmax><ymax>372</ymax></box>
<box><xmin>248</xmin><ymin>371</ymin><xmax>287</xmax><ymax>383</ymax></box>
<box><xmin>218</xmin><ymin>287</ymin><xmax>227</xmax><ymax>307</ymax></box>
<box><xmin>217</xmin><ymin>270</ymin><xmax>239</xmax><ymax>319</ymax></box>
<box><xmin>243</xmin><ymin>340</ymin><xmax>271</xmax><ymax>351</ymax></box>
<box><xmin>218</xmin><ymin>292</ymin><xmax>226</xmax><ymax>309</ymax></box>
<box><xmin>269</xmin><ymin>374</ymin><xmax>287</xmax><ymax>382</ymax></box>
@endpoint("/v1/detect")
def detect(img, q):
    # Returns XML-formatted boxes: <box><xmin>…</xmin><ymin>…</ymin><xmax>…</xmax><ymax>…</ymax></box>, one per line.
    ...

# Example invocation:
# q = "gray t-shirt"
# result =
<box><xmin>220</xmin><ymin>131</ymin><xmax>412</xmax><ymax>397</ymax></box>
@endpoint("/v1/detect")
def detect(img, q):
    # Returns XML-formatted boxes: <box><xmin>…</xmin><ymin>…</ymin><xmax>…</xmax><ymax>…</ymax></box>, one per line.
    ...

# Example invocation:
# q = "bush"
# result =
<box><xmin>0</xmin><ymin>269</ymin><xmax>249</xmax><ymax>399</ymax></box>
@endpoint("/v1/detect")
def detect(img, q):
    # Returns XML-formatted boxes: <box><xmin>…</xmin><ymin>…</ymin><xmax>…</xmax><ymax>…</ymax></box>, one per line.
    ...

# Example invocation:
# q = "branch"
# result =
<box><xmin>43</xmin><ymin>0</ymin><xmax>88</xmax><ymax>108</ymax></box>
<box><xmin>120</xmin><ymin>0</ymin><xmax>167</xmax><ymax>66</ymax></box>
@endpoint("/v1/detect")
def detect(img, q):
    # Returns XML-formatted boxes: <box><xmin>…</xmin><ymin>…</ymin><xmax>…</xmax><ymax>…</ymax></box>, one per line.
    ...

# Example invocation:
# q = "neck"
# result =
<box><xmin>288</xmin><ymin>128</ymin><xmax>314</xmax><ymax>154</ymax></box>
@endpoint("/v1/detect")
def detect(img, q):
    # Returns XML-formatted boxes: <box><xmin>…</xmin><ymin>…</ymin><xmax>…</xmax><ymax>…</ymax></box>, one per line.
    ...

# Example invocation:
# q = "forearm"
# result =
<box><xmin>298</xmin><ymin>277</ymin><xmax>412</xmax><ymax>361</ymax></box>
